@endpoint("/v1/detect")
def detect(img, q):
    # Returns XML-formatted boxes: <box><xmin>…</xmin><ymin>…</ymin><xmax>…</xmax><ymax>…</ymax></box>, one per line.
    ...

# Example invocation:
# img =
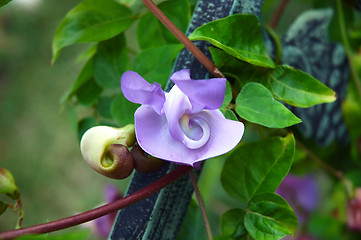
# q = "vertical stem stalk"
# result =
<box><xmin>269</xmin><ymin>0</ymin><xmax>290</xmax><ymax>29</ymax></box>
<box><xmin>141</xmin><ymin>0</ymin><xmax>224</xmax><ymax>78</ymax></box>
<box><xmin>336</xmin><ymin>0</ymin><xmax>361</xmax><ymax>99</ymax></box>
<box><xmin>189</xmin><ymin>170</ymin><xmax>213</xmax><ymax>240</ymax></box>
<box><xmin>296</xmin><ymin>141</ymin><xmax>354</xmax><ymax>198</ymax></box>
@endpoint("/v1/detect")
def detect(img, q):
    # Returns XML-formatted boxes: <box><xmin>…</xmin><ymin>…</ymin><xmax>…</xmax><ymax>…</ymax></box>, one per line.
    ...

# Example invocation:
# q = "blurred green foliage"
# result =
<box><xmin>0</xmin><ymin>0</ymin><xmax>129</xmax><ymax>235</ymax></box>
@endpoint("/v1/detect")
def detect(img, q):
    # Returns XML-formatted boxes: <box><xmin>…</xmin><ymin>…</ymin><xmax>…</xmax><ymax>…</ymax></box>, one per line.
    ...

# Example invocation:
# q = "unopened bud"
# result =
<box><xmin>80</xmin><ymin>125</ymin><xmax>136</xmax><ymax>179</ymax></box>
<box><xmin>0</xmin><ymin>168</ymin><xmax>20</xmax><ymax>200</ymax></box>
<box><xmin>131</xmin><ymin>144</ymin><xmax>163</xmax><ymax>173</ymax></box>
<box><xmin>347</xmin><ymin>188</ymin><xmax>361</xmax><ymax>232</ymax></box>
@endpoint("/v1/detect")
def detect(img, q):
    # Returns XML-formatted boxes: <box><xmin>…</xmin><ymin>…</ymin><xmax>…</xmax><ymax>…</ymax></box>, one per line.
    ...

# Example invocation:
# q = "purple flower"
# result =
<box><xmin>276</xmin><ymin>174</ymin><xmax>319</xmax><ymax>224</ymax></box>
<box><xmin>121</xmin><ymin>69</ymin><xmax>244</xmax><ymax>166</ymax></box>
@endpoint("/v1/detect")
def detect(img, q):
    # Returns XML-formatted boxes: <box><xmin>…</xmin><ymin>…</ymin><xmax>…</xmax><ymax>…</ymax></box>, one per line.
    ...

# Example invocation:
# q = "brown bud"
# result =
<box><xmin>131</xmin><ymin>144</ymin><xmax>163</xmax><ymax>173</ymax></box>
<box><xmin>80</xmin><ymin>125</ymin><xmax>136</xmax><ymax>179</ymax></box>
<box><xmin>97</xmin><ymin>144</ymin><xmax>134</xmax><ymax>179</ymax></box>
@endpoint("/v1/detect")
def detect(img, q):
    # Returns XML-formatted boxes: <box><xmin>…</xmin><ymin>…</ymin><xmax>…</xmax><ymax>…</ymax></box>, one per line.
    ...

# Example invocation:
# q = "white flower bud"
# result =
<box><xmin>80</xmin><ymin>125</ymin><xmax>136</xmax><ymax>179</ymax></box>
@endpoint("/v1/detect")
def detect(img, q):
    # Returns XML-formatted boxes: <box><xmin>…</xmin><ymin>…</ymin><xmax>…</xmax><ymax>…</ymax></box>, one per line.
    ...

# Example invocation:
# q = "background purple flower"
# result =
<box><xmin>121</xmin><ymin>69</ymin><xmax>244</xmax><ymax>166</ymax></box>
<box><xmin>276</xmin><ymin>174</ymin><xmax>319</xmax><ymax>224</ymax></box>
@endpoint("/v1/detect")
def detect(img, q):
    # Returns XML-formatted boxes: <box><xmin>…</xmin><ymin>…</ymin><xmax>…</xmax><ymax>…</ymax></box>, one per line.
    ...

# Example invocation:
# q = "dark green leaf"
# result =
<box><xmin>137</xmin><ymin>0</ymin><xmax>190</xmax><ymax>49</ymax></box>
<box><xmin>223</xmin><ymin>109</ymin><xmax>238</xmax><ymax>121</ymax></box>
<box><xmin>244</xmin><ymin>193</ymin><xmax>298</xmax><ymax>240</ymax></box>
<box><xmin>221</xmin><ymin>80</ymin><xmax>232</xmax><ymax>109</ymax></box>
<box><xmin>75</xmin><ymin>78</ymin><xmax>103</xmax><ymax>106</ymax></box>
<box><xmin>76</xmin><ymin>44</ymin><xmax>97</xmax><ymax>62</ymax></box>
<box><xmin>210</xmin><ymin>47</ymin><xmax>336</xmax><ymax>108</ymax></box>
<box><xmin>94</xmin><ymin>34</ymin><xmax>129</xmax><ymax>88</ymax></box>
<box><xmin>0</xmin><ymin>200</ymin><xmax>6</xmax><ymax>215</ymax></box>
<box><xmin>189</xmin><ymin>14</ymin><xmax>275</xmax><ymax>68</ymax></box>
<box><xmin>52</xmin><ymin>0</ymin><xmax>134</xmax><ymax>62</ymax></box>
<box><xmin>235</xmin><ymin>83</ymin><xmax>301</xmax><ymax>128</ymax></box>
<box><xmin>177</xmin><ymin>199</ymin><xmax>206</xmax><ymax>240</ymax></box>
<box><xmin>221</xmin><ymin>134</ymin><xmax>295</xmax><ymax>203</ymax></box>
<box><xmin>61</xmin><ymin>57</ymin><xmax>94</xmax><ymax>104</ymax></box>
<box><xmin>137</xmin><ymin>13</ymin><xmax>166</xmax><ymax>49</ymax></box>
<box><xmin>132</xmin><ymin>44</ymin><xmax>183</xmax><ymax>86</ymax></box>
<box><xmin>111</xmin><ymin>93</ymin><xmax>139</xmax><ymax>126</ymax></box>
<box><xmin>97</xmin><ymin>96</ymin><xmax>113</xmax><ymax>119</ymax></box>
<box><xmin>308</xmin><ymin>214</ymin><xmax>343</xmax><ymax>239</ymax></box>
<box><xmin>156</xmin><ymin>0</ymin><xmax>190</xmax><ymax>43</ymax></box>
<box><xmin>214</xmin><ymin>235</ymin><xmax>234</xmax><ymax>240</ymax></box>
<box><xmin>0</xmin><ymin>0</ymin><xmax>11</xmax><ymax>8</ymax></box>
<box><xmin>220</xmin><ymin>208</ymin><xmax>247</xmax><ymax>238</ymax></box>
<box><xmin>78</xmin><ymin>117</ymin><xmax>97</xmax><ymax>142</ymax></box>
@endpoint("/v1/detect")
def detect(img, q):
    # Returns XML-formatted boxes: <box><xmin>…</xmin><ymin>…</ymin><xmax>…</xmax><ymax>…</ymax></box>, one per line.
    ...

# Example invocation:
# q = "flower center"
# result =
<box><xmin>179</xmin><ymin>114</ymin><xmax>210</xmax><ymax>149</ymax></box>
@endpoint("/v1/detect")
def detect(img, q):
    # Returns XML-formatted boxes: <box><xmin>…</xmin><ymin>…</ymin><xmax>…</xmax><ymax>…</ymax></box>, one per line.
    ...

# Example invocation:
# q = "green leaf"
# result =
<box><xmin>137</xmin><ymin>0</ymin><xmax>190</xmax><ymax>49</ymax></box>
<box><xmin>210</xmin><ymin>47</ymin><xmax>336</xmax><ymax>108</ymax></box>
<box><xmin>221</xmin><ymin>80</ymin><xmax>232</xmax><ymax>109</ymax></box>
<box><xmin>156</xmin><ymin>0</ymin><xmax>190</xmax><ymax>43</ymax></box>
<box><xmin>94</xmin><ymin>34</ymin><xmax>129</xmax><ymax>88</ymax></box>
<box><xmin>267</xmin><ymin>65</ymin><xmax>336</xmax><ymax>107</ymax></box>
<box><xmin>52</xmin><ymin>0</ymin><xmax>134</xmax><ymax>62</ymax></box>
<box><xmin>0</xmin><ymin>0</ymin><xmax>11</xmax><ymax>8</ymax></box>
<box><xmin>235</xmin><ymin>83</ymin><xmax>301</xmax><ymax>128</ymax></box>
<box><xmin>97</xmin><ymin>96</ymin><xmax>113</xmax><ymax>119</ymax></box>
<box><xmin>0</xmin><ymin>200</ymin><xmax>6</xmax><ymax>215</ymax></box>
<box><xmin>132</xmin><ymin>44</ymin><xmax>183</xmax><ymax>86</ymax></box>
<box><xmin>223</xmin><ymin>109</ymin><xmax>238</xmax><ymax>121</ymax></box>
<box><xmin>14</xmin><ymin>229</ymin><xmax>90</xmax><ymax>240</ymax></box>
<box><xmin>78</xmin><ymin>117</ymin><xmax>97</xmax><ymax>142</ymax></box>
<box><xmin>177</xmin><ymin>199</ymin><xmax>206</xmax><ymax>240</ymax></box>
<box><xmin>75</xmin><ymin>78</ymin><xmax>103</xmax><ymax>106</ymax></box>
<box><xmin>221</xmin><ymin>134</ymin><xmax>295</xmax><ymax>203</ymax></box>
<box><xmin>137</xmin><ymin>13</ymin><xmax>166</xmax><ymax>49</ymax></box>
<box><xmin>76</xmin><ymin>44</ymin><xmax>97</xmax><ymax>62</ymax></box>
<box><xmin>308</xmin><ymin>214</ymin><xmax>343</xmax><ymax>239</ymax></box>
<box><xmin>111</xmin><ymin>93</ymin><xmax>139</xmax><ymax>126</ymax></box>
<box><xmin>244</xmin><ymin>193</ymin><xmax>298</xmax><ymax>240</ymax></box>
<box><xmin>220</xmin><ymin>208</ymin><xmax>247</xmax><ymax>238</ymax></box>
<box><xmin>189</xmin><ymin>14</ymin><xmax>275</xmax><ymax>68</ymax></box>
<box><xmin>60</xmin><ymin>57</ymin><xmax>94</xmax><ymax>104</ymax></box>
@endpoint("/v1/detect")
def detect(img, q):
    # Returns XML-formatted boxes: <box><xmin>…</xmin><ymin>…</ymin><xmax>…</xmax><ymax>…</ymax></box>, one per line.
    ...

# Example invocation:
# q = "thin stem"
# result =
<box><xmin>296</xmin><ymin>141</ymin><xmax>345</xmax><ymax>180</ymax></box>
<box><xmin>336</xmin><ymin>0</ymin><xmax>361</xmax><ymax>99</ymax></box>
<box><xmin>269</xmin><ymin>0</ymin><xmax>290</xmax><ymax>29</ymax></box>
<box><xmin>0</xmin><ymin>165</ymin><xmax>192</xmax><ymax>240</ymax></box>
<box><xmin>189</xmin><ymin>170</ymin><xmax>213</xmax><ymax>240</ymax></box>
<box><xmin>296</xmin><ymin>140</ymin><xmax>354</xmax><ymax>198</ymax></box>
<box><xmin>141</xmin><ymin>0</ymin><xmax>224</xmax><ymax>78</ymax></box>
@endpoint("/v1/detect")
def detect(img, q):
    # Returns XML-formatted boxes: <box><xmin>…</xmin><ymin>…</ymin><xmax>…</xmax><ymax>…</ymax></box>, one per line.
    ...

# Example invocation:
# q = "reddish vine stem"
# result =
<box><xmin>269</xmin><ymin>0</ymin><xmax>290</xmax><ymax>29</ymax></box>
<box><xmin>0</xmin><ymin>165</ymin><xmax>192</xmax><ymax>240</ymax></box>
<box><xmin>189</xmin><ymin>171</ymin><xmax>213</xmax><ymax>240</ymax></box>
<box><xmin>142</xmin><ymin>0</ymin><xmax>224</xmax><ymax>78</ymax></box>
